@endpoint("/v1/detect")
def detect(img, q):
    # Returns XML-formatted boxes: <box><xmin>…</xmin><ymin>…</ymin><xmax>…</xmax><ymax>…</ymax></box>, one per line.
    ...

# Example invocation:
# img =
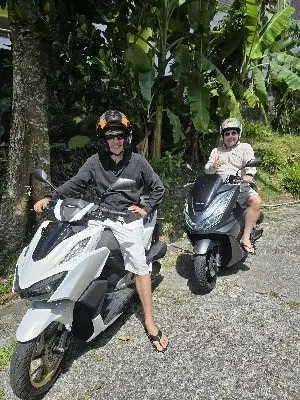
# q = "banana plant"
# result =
<box><xmin>239</xmin><ymin>0</ymin><xmax>295</xmax><ymax>122</ymax></box>
<box><xmin>124</xmin><ymin>0</ymin><xmax>191</xmax><ymax>157</ymax></box>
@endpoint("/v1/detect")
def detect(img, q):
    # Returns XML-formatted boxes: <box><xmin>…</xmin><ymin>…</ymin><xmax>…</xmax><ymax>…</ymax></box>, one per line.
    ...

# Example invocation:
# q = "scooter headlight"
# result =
<box><xmin>196</xmin><ymin>191</ymin><xmax>235</xmax><ymax>231</ymax></box>
<box><xmin>26</xmin><ymin>271</ymin><xmax>67</xmax><ymax>299</ymax></box>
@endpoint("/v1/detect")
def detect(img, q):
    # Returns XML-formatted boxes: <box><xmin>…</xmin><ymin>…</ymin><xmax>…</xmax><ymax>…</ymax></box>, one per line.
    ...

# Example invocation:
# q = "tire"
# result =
<box><xmin>194</xmin><ymin>252</ymin><xmax>217</xmax><ymax>293</ymax></box>
<box><xmin>10</xmin><ymin>323</ymin><xmax>66</xmax><ymax>400</ymax></box>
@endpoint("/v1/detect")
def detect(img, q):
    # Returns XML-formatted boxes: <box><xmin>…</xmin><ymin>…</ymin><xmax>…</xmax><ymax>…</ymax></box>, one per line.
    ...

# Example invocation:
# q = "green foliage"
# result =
<box><xmin>270</xmin><ymin>62</ymin><xmax>300</xmax><ymax>91</ymax></box>
<box><xmin>124</xmin><ymin>44</ymin><xmax>151</xmax><ymax>73</ymax></box>
<box><xmin>150</xmin><ymin>151</ymin><xmax>186</xmax><ymax>239</ymax></box>
<box><xmin>258</xmin><ymin>147</ymin><xmax>287</xmax><ymax>174</ymax></box>
<box><xmin>0</xmin><ymin>342</ymin><xmax>15</xmax><ymax>370</ymax></box>
<box><xmin>251</xmin><ymin>7</ymin><xmax>295</xmax><ymax>59</ymax></box>
<box><xmin>290</xmin><ymin>109</ymin><xmax>300</xmax><ymax>135</ymax></box>
<box><xmin>139</xmin><ymin>70</ymin><xmax>154</xmax><ymax>103</ymax></box>
<box><xmin>167</xmin><ymin>109</ymin><xmax>182</xmax><ymax>144</ymax></box>
<box><xmin>68</xmin><ymin>135</ymin><xmax>90</xmax><ymax>150</ymax></box>
<box><xmin>283</xmin><ymin>163</ymin><xmax>300</xmax><ymax>197</ymax></box>
<box><xmin>187</xmin><ymin>78</ymin><xmax>210</xmax><ymax>131</ymax></box>
<box><xmin>242</xmin><ymin>120</ymin><xmax>273</xmax><ymax>141</ymax></box>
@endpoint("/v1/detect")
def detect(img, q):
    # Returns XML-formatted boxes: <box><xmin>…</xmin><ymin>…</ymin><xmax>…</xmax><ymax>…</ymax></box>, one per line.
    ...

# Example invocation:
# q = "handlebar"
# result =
<box><xmin>88</xmin><ymin>207</ymin><xmax>129</xmax><ymax>219</ymax></box>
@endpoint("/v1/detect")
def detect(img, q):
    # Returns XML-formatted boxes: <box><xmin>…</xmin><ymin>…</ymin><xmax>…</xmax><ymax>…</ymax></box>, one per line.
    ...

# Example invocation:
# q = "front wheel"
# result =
<box><xmin>10</xmin><ymin>322</ymin><xmax>67</xmax><ymax>400</ymax></box>
<box><xmin>194</xmin><ymin>252</ymin><xmax>217</xmax><ymax>293</ymax></box>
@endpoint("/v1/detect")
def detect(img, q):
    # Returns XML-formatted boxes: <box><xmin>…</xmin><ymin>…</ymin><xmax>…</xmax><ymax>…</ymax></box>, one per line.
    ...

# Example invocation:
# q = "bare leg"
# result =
<box><xmin>135</xmin><ymin>274</ymin><xmax>168</xmax><ymax>351</ymax></box>
<box><xmin>240</xmin><ymin>194</ymin><xmax>262</xmax><ymax>253</ymax></box>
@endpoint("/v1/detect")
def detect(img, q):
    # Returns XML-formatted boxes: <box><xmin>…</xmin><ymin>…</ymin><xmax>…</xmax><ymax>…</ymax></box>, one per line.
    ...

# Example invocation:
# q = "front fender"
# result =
<box><xmin>16</xmin><ymin>300</ymin><xmax>74</xmax><ymax>342</ymax></box>
<box><xmin>193</xmin><ymin>239</ymin><xmax>216</xmax><ymax>255</ymax></box>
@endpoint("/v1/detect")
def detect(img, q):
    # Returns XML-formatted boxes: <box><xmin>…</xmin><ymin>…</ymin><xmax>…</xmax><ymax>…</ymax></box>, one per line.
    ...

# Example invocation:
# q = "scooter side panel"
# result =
<box><xmin>226</xmin><ymin>236</ymin><xmax>245</xmax><ymax>267</ymax></box>
<box><xmin>50</xmin><ymin>248</ymin><xmax>110</xmax><ymax>301</ymax></box>
<box><xmin>16</xmin><ymin>300</ymin><xmax>74</xmax><ymax>342</ymax></box>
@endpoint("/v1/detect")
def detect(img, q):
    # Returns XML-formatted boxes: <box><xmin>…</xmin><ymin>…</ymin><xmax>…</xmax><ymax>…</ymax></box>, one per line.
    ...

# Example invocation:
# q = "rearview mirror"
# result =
<box><xmin>180</xmin><ymin>163</ymin><xmax>194</xmax><ymax>172</ymax></box>
<box><xmin>33</xmin><ymin>168</ymin><xmax>49</xmax><ymax>183</ymax></box>
<box><xmin>111</xmin><ymin>178</ymin><xmax>136</xmax><ymax>192</ymax></box>
<box><xmin>245</xmin><ymin>159</ymin><xmax>262</xmax><ymax>168</ymax></box>
<box><xmin>32</xmin><ymin>168</ymin><xmax>58</xmax><ymax>192</ymax></box>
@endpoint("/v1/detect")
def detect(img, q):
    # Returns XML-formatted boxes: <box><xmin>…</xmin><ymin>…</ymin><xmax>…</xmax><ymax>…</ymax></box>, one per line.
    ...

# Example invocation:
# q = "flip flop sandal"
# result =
<box><xmin>240</xmin><ymin>242</ymin><xmax>256</xmax><ymax>255</ymax></box>
<box><xmin>145</xmin><ymin>328</ymin><xmax>168</xmax><ymax>353</ymax></box>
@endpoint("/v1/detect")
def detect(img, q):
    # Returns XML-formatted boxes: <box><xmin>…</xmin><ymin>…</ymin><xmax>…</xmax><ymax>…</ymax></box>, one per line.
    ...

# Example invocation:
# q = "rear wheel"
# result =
<box><xmin>10</xmin><ymin>322</ymin><xmax>67</xmax><ymax>400</ymax></box>
<box><xmin>194</xmin><ymin>251</ymin><xmax>217</xmax><ymax>293</ymax></box>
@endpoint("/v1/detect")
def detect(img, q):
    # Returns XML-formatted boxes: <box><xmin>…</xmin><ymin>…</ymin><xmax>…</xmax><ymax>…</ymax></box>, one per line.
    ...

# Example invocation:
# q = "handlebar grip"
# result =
<box><xmin>106</xmin><ymin>209</ymin><xmax>129</xmax><ymax>217</ymax></box>
<box><xmin>95</xmin><ymin>207</ymin><xmax>129</xmax><ymax>218</ymax></box>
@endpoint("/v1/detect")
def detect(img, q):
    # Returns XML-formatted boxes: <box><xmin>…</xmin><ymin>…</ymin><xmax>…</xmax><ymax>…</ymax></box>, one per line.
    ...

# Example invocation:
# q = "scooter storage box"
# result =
<box><xmin>191</xmin><ymin>174</ymin><xmax>224</xmax><ymax>211</ymax></box>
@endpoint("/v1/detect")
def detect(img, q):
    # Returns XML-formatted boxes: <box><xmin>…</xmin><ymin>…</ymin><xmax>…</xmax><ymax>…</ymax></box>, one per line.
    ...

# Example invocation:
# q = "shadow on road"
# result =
<box><xmin>175</xmin><ymin>253</ymin><xmax>250</xmax><ymax>295</ymax></box>
<box><xmin>59</xmin><ymin>275</ymin><xmax>164</xmax><ymax>382</ymax></box>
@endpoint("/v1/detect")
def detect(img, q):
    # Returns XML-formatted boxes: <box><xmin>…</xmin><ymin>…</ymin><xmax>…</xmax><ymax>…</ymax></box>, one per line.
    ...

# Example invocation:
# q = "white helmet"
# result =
<box><xmin>220</xmin><ymin>118</ymin><xmax>242</xmax><ymax>136</ymax></box>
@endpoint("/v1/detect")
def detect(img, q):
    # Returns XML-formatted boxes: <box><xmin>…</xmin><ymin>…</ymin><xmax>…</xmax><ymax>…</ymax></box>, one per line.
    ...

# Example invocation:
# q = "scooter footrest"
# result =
<box><xmin>102</xmin><ymin>287</ymin><xmax>136</xmax><ymax>324</ymax></box>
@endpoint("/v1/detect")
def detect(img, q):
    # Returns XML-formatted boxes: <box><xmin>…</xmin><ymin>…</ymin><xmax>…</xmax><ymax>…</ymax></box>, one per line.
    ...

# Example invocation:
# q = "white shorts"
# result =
<box><xmin>237</xmin><ymin>184</ymin><xmax>258</xmax><ymax>207</ymax></box>
<box><xmin>90</xmin><ymin>217</ymin><xmax>150</xmax><ymax>276</ymax></box>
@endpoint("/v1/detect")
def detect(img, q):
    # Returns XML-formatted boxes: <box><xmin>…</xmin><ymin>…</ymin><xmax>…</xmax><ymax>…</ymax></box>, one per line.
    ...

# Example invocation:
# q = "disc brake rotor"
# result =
<box><xmin>29</xmin><ymin>325</ymin><xmax>64</xmax><ymax>388</ymax></box>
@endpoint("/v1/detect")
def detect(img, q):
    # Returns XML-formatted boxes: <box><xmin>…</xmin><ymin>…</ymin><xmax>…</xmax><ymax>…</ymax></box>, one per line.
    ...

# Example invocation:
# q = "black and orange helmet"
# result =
<box><xmin>96</xmin><ymin>110</ymin><xmax>133</xmax><ymax>151</ymax></box>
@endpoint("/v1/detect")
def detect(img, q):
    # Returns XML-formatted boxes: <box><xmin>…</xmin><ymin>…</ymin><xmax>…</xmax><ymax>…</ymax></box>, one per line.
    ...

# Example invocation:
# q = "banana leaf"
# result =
<box><xmin>167</xmin><ymin>109</ymin><xmax>182</xmax><ymax>144</ymax></box>
<box><xmin>251</xmin><ymin>7</ymin><xmax>295</xmax><ymax>59</ymax></box>
<box><xmin>187</xmin><ymin>77</ymin><xmax>210</xmax><ymax>131</ymax></box>
<box><xmin>139</xmin><ymin>70</ymin><xmax>155</xmax><ymax>103</ymax></box>
<box><xmin>252</xmin><ymin>66</ymin><xmax>268</xmax><ymax>104</ymax></box>
<box><xmin>200</xmin><ymin>54</ymin><xmax>241</xmax><ymax>118</ymax></box>
<box><xmin>270</xmin><ymin>62</ymin><xmax>300</xmax><ymax>91</ymax></box>
<box><xmin>271</xmin><ymin>53</ymin><xmax>300</xmax><ymax>73</ymax></box>
<box><xmin>124</xmin><ymin>44</ymin><xmax>151</xmax><ymax>73</ymax></box>
<box><xmin>244</xmin><ymin>0</ymin><xmax>261</xmax><ymax>57</ymax></box>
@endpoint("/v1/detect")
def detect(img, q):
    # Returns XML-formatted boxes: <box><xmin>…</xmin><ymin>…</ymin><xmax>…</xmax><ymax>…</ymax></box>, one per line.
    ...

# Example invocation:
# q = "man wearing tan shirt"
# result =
<box><xmin>205</xmin><ymin>118</ymin><xmax>262</xmax><ymax>255</ymax></box>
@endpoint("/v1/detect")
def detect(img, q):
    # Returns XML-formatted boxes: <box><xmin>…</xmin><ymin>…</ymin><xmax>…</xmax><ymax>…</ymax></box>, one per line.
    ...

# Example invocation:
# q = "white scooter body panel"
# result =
<box><xmin>16</xmin><ymin>300</ymin><xmax>74</xmax><ymax>342</ymax></box>
<box><xmin>17</xmin><ymin>222</ymin><xmax>106</xmax><ymax>290</ymax></box>
<box><xmin>49</xmin><ymin>247</ymin><xmax>110</xmax><ymax>301</ymax></box>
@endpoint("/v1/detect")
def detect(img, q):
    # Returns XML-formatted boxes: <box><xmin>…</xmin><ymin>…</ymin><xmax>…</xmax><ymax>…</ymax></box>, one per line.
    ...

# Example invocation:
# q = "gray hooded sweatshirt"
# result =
<box><xmin>51</xmin><ymin>151</ymin><xmax>165</xmax><ymax>223</ymax></box>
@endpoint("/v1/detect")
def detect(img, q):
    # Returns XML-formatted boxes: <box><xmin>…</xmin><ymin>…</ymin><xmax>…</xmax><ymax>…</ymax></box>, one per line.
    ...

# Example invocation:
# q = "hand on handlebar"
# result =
<box><xmin>33</xmin><ymin>198</ymin><xmax>51</xmax><ymax>213</ymax></box>
<box><xmin>242</xmin><ymin>175</ymin><xmax>254</xmax><ymax>184</ymax></box>
<box><xmin>128</xmin><ymin>205</ymin><xmax>147</xmax><ymax>217</ymax></box>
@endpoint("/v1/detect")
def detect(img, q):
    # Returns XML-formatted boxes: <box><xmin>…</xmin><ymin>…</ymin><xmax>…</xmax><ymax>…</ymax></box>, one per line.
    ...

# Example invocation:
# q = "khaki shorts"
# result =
<box><xmin>90</xmin><ymin>217</ymin><xmax>150</xmax><ymax>276</ymax></box>
<box><xmin>237</xmin><ymin>184</ymin><xmax>258</xmax><ymax>207</ymax></box>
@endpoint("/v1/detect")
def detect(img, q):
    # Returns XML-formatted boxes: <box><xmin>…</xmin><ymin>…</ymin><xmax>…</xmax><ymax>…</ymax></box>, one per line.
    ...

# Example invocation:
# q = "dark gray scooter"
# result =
<box><xmin>181</xmin><ymin>159</ymin><xmax>264</xmax><ymax>293</ymax></box>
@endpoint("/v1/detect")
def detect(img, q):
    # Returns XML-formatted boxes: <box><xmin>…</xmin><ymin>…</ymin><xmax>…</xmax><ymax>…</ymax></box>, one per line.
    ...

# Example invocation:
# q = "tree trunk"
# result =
<box><xmin>0</xmin><ymin>0</ymin><xmax>51</xmax><ymax>250</ymax></box>
<box><xmin>151</xmin><ymin>92</ymin><xmax>163</xmax><ymax>159</ymax></box>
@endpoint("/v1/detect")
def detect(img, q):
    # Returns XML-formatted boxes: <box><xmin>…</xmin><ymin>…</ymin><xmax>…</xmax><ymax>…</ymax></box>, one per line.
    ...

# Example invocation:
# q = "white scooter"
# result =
<box><xmin>10</xmin><ymin>169</ymin><xmax>166</xmax><ymax>400</ymax></box>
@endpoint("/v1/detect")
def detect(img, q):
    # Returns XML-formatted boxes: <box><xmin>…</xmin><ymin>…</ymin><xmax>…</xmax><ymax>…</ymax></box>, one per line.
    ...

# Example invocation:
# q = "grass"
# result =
<box><xmin>0</xmin><ymin>387</ymin><xmax>5</xmax><ymax>400</ymax></box>
<box><xmin>245</xmin><ymin>130</ymin><xmax>300</xmax><ymax>201</ymax></box>
<box><xmin>0</xmin><ymin>342</ymin><xmax>15</xmax><ymax>370</ymax></box>
<box><xmin>285</xmin><ymin>300</ymin><xmax>300</xmax><ymax>309</ymax></box>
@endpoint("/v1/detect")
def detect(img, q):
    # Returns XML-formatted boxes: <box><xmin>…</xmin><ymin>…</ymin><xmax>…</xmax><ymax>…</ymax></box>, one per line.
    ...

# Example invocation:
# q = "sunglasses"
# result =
<box><xmin>105</xmin><ymin>134</ymin><xmax>125</xmax><ymax>141</ymax></box>
<box><xmin>224</xmin><ymin>130</ymin><xmax>238</xmax><ymax>137</ymax></box>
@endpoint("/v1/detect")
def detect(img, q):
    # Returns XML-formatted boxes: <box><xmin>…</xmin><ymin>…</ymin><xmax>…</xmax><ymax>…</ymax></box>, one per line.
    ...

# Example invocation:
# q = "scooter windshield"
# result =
<box><xmin>191</xmin><ymin>175</ymin><xmax>224</xmax><ymax>211</ymax></box>
<box><xmin>32</xmin><ymin>222</ymin><xmax>76</xmax><ymax>261</ymax></box>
